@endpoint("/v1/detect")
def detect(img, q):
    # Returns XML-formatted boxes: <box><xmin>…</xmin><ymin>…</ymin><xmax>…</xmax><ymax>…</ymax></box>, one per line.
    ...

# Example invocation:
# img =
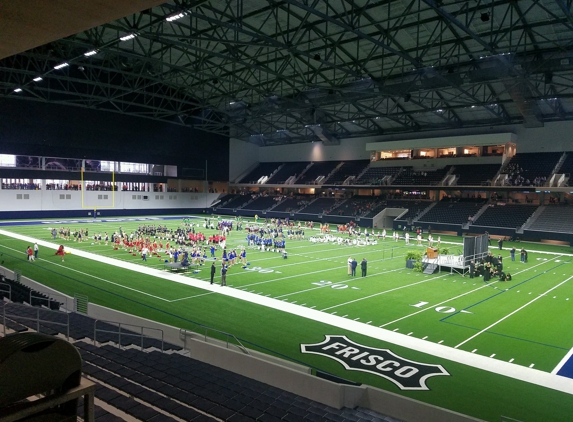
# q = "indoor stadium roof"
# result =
<box><xmin>1</xmin><ymin>0</ymin><xmax>573</xmax><ymax>145</ymax></box>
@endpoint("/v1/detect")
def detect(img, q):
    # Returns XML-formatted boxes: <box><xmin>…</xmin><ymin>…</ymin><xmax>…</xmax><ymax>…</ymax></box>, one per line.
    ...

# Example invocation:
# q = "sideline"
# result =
<box><xmin>1</xmin><ymin>229</ymin><xmax>573</xmax><ymax>396</ymax></box>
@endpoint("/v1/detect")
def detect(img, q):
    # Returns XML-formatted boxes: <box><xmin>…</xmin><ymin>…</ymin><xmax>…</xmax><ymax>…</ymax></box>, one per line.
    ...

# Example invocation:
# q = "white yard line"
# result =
<box><xmin>455</xmin><ymin>275</ymin><xmax>573</xmax><ymax>349</ymax></box>
<box><xmin>0</xmin><ymin>244</ymin><xmax>172</xmax><ymax>302</ymax></box>
<box><xmin>2</xmin><ymin>229</ymin><xmax>573</xmax><ymax>396</ymax></box>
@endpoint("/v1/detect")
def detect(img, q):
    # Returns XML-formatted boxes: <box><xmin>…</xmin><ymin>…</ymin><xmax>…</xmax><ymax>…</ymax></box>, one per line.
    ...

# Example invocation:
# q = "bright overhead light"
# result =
<box><xmin>54</xmin><ymin>62</ymin><xmax>69</xmax><ymax>70</ymax></box>
<box><xmin>120</xmin><ymin>33</ymin><xmax>137</xmax><ymax>42</ymax></box>
<box><xmin>84</xmin><ymin>49</ymin><xmax>98</xmax><ymax>57</ymax></box>
<box><xmin>13</xmin><ymin>88</ymin><xmax>22</xmax><ymax>93</ymax></box>
<box><xmin>166</xmin><ymin>12</ymin><xmax>185</xmax><ymax>22</ymax></box>
<box><xmin>33</xmin><ymin>76</ymin><xmax>43</xmax><ymax>82</ymax></box>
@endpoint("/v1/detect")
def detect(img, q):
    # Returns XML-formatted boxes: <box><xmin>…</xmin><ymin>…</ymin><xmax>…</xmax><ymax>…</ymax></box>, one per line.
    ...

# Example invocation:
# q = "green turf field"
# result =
<box><xmin>1</xmin><ymin>215</ymin><xmax>573</xmax><ymax>421</ymax></box>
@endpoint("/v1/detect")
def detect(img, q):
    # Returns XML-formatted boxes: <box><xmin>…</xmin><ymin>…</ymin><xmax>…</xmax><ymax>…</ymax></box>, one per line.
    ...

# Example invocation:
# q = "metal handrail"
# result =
<box><xmin>0</xmin><ymin>282</ymin><xmax>11</xmax><ymax>301</ymax></box>
<box><xmin>29</xmin><ymin>290</ymin><xmax>68</xmax><ymax>310</ymax></box>
<box><xmin>2</xmin><ymin>302</ymin><xmax>69</xmax><ymax>339</ymax></box>
<box><xmin>94</xmin><ymin>320</ymin><xmax>164</xmax><ymax>351</ymax></box>
<box><xmin>180</xmin><ymin>325</ymin><xmax>250</xmax><ymax>355</ymax></box>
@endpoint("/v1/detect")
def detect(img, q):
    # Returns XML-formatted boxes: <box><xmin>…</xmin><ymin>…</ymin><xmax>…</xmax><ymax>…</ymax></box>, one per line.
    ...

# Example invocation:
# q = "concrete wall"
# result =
<box><xmin>229</xmin><ymin>138</ymin><xmax>260</xmax><ymax>181</ymax></box>
<box><xmin>0</xmin><ymin>190</ymin><xmax>220</xmax><ymax>215</ymax></box>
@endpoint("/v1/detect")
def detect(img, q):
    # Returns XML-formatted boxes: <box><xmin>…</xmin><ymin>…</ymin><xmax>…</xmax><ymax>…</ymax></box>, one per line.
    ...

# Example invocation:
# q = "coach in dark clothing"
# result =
<box><xmin>361</xmin><ymin>258</ymin><xmax>367</xmax><ymax>277</ymax></box>
<box><xmin>210</xmin><ymin>262</ymin><xmax>216</xmax><ymax>284</ymax></box>
<box><xmin>469</xmin><ymin>260</ymin><xmax>475</xmax><ymax>278</ymax></box>
<box><xmin>351</xmin><ymin>258</ymin><xmax>358</xmax><ymax>276</ymax></box>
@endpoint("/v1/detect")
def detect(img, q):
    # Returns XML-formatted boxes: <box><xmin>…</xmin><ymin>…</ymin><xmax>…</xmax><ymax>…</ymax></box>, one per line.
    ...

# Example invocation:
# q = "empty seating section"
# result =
<box><xmin>75</xmin><ymin>341</ymin><xmax>399</xmax><ymax>422</ymax></box>
<box><xmin>0</xmin><ymin>276</ymin><xmax>61</xmax><ymax>310</ymax></box>
<box><xmin>238</xmin><ymin>162</ymin><xmax>280</xmax><ymax>183</ymax></box>
<box><xmin>298</xmin><ymin>198</ymin><xmax>338</xmax><ymax>214</ymax></box>
<box><xmin>528</xmin><ymin>206</ymin><xmax>573</xmax><ymax>233</ymax></box>
<box><xmin>357</xmin><ymin>166</ymin><xmax>402</xmax><ymax>184</ymax></box>
<box><xmin>1</xmin><ymin>301</ymin><xmax>399</xmax><ymax>422</ymax></box>
<box><xmin>473</xmin><ymin>204</ymin><xmax>538</xmax><ymax>229</ymax></box>
<box><xmin>297</xmin><ymin>161</ymin><xmax>341</xmax><ymax>184</ymax></box>
<box><xmin>418</xmin><ymin>199</ymin><xmax>486</xmax><ymax>225</ymax></box>
<box><xmin>326</xmin><ymin>160</ymin><xmax>370</xmax><ymax>184</ymax></box>
<box><xmin>391</xmin><ymin>201</ymin><xmax>433</xmax><ymax>221</ymax></box>
<box><xmin>334</xmin><ymin>196</ymin><xmax>386</xmax><ymax>217</ymax></box>
<box><xmin>272</xmin><ymin>197</ymin><xmax>310</xmax><ymax>212</ymax></box>
<box><xmin>267</xmin><ymin>162</ymin><xmax>309</xmax><ymax>184</ymax></box>
<box><xmin>242</xmin><ymin>195</ymin><xmax>279</xmax><ymax>211</ymax></box>
<box><xmin>217</xmin><ymin>194</ymin><xmax>252</xmax><ymax>210</ymax></box>
<box><xmin>392</xmin><ymin>166</ymin><xmax>451</xmax><ymax>186</ymax></box>
<box><xmin>454</xmin><ymin>164</ymin><xmax>500</xmax><ymax>186</ymax></box>
<box><xmin>502</xmin><ymin>152</ymin><xmax>562</xmax><ymax>186</ymax></box>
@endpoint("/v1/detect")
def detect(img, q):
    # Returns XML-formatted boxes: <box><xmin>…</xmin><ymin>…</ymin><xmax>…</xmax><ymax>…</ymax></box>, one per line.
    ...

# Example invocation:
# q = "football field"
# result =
<box><xmin>1</xmin><ymin>215</ymin><xmax>573</xmax><ymax>421</ymax></box>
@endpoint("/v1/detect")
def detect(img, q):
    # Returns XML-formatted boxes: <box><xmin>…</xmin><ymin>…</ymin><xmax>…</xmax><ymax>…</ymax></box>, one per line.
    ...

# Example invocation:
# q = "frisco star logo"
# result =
<box><xmin>300</xmin><ymin>335</ymin><xmax>449</xmax><ymax>390</ymax></box>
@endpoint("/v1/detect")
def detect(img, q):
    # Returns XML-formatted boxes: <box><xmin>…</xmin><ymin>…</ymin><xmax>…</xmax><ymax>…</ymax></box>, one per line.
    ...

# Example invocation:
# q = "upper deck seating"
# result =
<box><xmin>297</xmin><ymin>161</ymin><xmax>341</xmax><ymax>184</ymax></box>
<box><xmin>325</xmin><ymin>160</ymin><xmax>370</xmax><ymax>184</ymax></box>
<box><xmin>392</xmin><ymin>166</ymin><xmax>451</xmax><ymax>186</ymax></box>
<box><xmin>266</xmin><ymin>162</ymin><xmax>309</xmax><ymax>184</ymax></box>
<box><xmin>501</xmin><ymin>152</ymin><xmax>562</xmax><ymax>186</ymax></box>
<box><xmin>238</xmin><ymin>162</ymin><xmax>281</xmax><ymax>184</ymax></box>
<box><xmin>454</xmin><ymin>164</ymin><xmax>501</xmax><ymax>186</ymax></box>
<box><xmin>356</xmin><ymin>167</ymin><xmax>402</xmax><ymax>185</ymax></box>
<box><xmin>472</xmin><ymin>204</ymin><xmax>538</xmax><ymax>229</ymax></box>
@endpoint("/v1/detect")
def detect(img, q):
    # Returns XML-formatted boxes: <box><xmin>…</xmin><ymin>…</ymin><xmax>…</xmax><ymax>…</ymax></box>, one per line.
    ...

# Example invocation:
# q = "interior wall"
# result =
<box><xmin>0</xmin><ymin>98</ymin><xmax>230</xmax><ymax>181</ymax></box>
<box><xmin>229</xmin><ymin>138</ymin><xmax>259</xmax><ymax>181</ymax></box>
<box><xmin>259</xmin><ymin>138</ymin><xmax>372</xmax><ymax>162</ymax></box>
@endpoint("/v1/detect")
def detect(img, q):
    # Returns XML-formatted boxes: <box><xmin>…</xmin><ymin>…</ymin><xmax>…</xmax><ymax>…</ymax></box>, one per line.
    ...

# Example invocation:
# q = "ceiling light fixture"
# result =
<box><xmin>166</xmin><ymin>12</ymin><xmax>185</xmax><ymax>22</ymax></box>
<box><xmin>33</xmin><ymin>76</ymin><xmax>43</xmax><ymax>82</ymax></box>
<box><xmin>53</xmin><ymin>62</ymin><xmax>69</xmax><ymax>70</ymax></box>
<box><xmin>84</xmin><ymin>49</ymin><xmax>98</xmax><ymax>57</ymax></box>
<box><xmin>120</xmin><ymin>33</ymin><xmax>137</xmax><ymax>42</ymax></box>
<box><xmin>13</xmin><ymin>88</ymin><xmax>22</xmax><ymax>93</ymax></box>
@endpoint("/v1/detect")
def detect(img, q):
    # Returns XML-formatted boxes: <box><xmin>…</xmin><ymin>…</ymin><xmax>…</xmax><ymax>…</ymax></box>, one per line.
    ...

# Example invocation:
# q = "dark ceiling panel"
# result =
<box><xmin>0</xmin><ymin>0</ymin><xmax>166</xmax><ymax>60</ymax></box>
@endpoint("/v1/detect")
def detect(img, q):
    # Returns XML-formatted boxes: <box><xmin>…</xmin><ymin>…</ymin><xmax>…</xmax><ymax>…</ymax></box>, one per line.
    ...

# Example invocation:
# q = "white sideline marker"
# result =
<box><xmin>407</xmin><ymin>332</ymin><xmax>413</xmax><ymax>336</ymax></box>
<box><xmin>490</xmin><ymin>354</ymin><xmax>496</xmax><ymax>358</ymax></box>
<box><xmin>530</xmin><ymin>364</ymin><xmax>535</xmax><ymax>368</ymax></box>
<box><xmin>393</xmin><ymin>328</ymin><xmax>399</xmax><ymax>332</ymax></box>
<box><xmin>422</xmin><ymin>336</ymin><xmax>428</xmax><ymax>340</ymax></box>
<box><xmin>509</xmin><ymin>358</ymin><xmax>514</xmax><ymax>363</ymax></box>
<box><xmin>366</xmin><ymin>321</ymin><xmax>372</xmax><ymax>324</ymax></box>
<box><xmin>438</xmin><ymin>340</ymin><xmax>444</xmax><ymax>344</ymax></box>
<box><xmin>472</xmin><ymin>349</ymin><xmax>477</xmax><ymax>353</ymax></box>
